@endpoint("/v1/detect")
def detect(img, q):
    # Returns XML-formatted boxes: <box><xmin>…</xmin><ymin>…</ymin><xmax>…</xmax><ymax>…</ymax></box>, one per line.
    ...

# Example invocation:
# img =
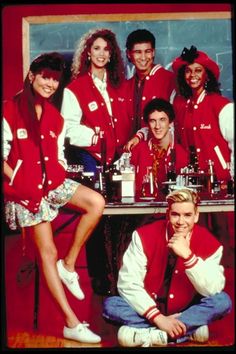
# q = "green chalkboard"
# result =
<box><xmin>27</xmin><ymin>16</ymin><xmax>233</xmax><ymax>99</ymax></box>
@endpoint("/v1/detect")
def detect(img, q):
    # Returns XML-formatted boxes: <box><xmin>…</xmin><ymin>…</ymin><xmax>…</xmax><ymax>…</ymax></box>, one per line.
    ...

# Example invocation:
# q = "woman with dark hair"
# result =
<box><xmin>3</xmin><ymin>52</ymin><xmax>105</xmax><ymax>343</ymax></box>
<box><xmin>172</xmin><ymin>45</ymin><xmax>234</xmax><ymax>181</ymax></box>
<box><xmin>61</xmin><ymin>28</ymin><xmax>131</xmax><ymax>173</ymax></box>
<box><xmin>172</xmin><ymin>46</ymin><xmax>234</xmax><ymax>265</ymax></box>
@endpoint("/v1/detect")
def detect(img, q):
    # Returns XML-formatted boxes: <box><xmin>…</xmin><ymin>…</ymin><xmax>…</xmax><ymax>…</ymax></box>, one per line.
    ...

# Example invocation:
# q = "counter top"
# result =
<box><xmin>103</xmin><ymin>197</ymin><xmax>234</xmax><ymax>214</ymax></box>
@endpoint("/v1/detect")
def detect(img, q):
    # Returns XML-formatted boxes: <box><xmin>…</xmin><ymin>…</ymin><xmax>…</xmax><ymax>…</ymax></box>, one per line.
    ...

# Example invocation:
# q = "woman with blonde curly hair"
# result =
<box><xmin>61</xmin><ymin>28</ymin><xmax>131</xmax><ymax>173</ymax></box>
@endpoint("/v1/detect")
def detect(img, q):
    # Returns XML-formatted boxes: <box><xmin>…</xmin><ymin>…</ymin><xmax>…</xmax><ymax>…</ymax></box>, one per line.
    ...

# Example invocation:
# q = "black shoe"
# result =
<box><xmin>91</xmin><ymin>277</ymin><xmax>111</xmax><ymax>296</ymax></box>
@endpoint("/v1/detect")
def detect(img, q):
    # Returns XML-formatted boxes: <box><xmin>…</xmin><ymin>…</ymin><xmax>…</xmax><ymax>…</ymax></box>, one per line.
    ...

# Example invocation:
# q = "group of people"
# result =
<box><xmin>3</xmin><ymin>27</ymin><xmax>233</xmax><ymax>346</ymax></box>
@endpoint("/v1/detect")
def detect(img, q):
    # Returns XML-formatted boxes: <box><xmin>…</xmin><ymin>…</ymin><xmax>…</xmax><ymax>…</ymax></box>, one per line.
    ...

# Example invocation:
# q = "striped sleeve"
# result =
<box><xmin>183</xmin><ymin>252</ymin><xmax>199</xmax><ymax>269</ymax></box>
<box><xmin>185</xmin><ymin>246</ymin><xmax>225</xmax><ymax>296</ymax></box>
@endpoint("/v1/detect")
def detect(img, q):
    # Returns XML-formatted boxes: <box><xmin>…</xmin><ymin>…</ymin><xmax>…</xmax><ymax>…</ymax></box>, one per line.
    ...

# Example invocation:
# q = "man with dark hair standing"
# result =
<box><xmin>124</xmin><ymin>29</ymin><xmax>176</xmax><ymax>151</ymax></box>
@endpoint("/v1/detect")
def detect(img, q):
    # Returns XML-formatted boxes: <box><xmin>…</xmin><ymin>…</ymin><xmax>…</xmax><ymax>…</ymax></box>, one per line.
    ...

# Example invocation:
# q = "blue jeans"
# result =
<box><xmin>103</xmin><ymin>292</ymin><xmax>232</xmax><ymax>343</ymax></box>
<box><xmin>74</xmin><ymin>148</ymin><xmax>99</xmax><ymax>173</ymax></box>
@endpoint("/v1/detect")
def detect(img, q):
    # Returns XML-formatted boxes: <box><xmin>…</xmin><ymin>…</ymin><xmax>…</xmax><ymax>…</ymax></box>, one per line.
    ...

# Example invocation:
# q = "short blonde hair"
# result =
<box><xmin>166</xmin><ymin>188</ymin><xmax>200</xmax><ymax>211</ymax></box>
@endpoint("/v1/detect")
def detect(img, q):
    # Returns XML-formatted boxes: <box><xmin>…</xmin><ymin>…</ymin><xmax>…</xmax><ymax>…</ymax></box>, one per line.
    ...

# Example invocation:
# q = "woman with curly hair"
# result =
<box><xmin>61</xmin><ymin>28</ymin><xmax>131</xmax><ymax>173</ymax></box>
<box><xmin>61</xmin><ymin>28</ymin><xmax>132</xmax><ymax>295</ymax></box>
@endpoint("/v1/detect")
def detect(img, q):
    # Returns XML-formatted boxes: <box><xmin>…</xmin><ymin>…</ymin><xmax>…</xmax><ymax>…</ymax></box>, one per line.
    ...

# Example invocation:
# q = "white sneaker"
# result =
<box><xmin>57</xmin><ymin>259</ymin><xmax>85</xmax><ymax>300</ymax></box>
<box><xmin>117</xmin><ymin>325</ymin><xmax>168</xmax><ymax>347</ymax></box>
<box><xmin>63</xmin><ymin>322</ymin><xmax>101</xmax><ymax>343</ymax></box>
<box><xmin>189</xmin><ymin>325</ymin><xmax>209</xmax><ymax>343</ymax></box>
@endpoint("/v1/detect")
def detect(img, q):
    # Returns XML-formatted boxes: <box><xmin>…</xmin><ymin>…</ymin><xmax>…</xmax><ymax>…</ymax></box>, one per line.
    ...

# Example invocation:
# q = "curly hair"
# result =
<box><xmin>176</xmin><ymin>65</ymin><xmax>221</xmax><ymax>99</ymax></box>
<box><xmin>71</xmin><ymin>28</ymin><xmax>125</xmax><ymax>88</ymax></box>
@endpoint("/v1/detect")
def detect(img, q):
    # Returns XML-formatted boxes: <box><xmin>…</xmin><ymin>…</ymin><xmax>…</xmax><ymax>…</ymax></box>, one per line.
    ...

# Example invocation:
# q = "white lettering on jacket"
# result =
<box><xmin>200</xmin><ymin>124</ymin><xmax>211</xmax><ymax>129</ymax></box>
<box><xmin>49</xmin><ymin>130</ymin><xmax>57</xmax><ymax>138</ymax></box>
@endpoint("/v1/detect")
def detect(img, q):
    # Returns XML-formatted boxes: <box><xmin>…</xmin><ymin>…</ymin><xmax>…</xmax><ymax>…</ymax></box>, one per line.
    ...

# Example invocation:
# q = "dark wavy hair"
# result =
<box><xmin>143</xmin><ymin>98</ymin><xmax>175</xmax><ymax>124</ymax></box>
<box><xmin>14</xmin><ymin>52</ymin><xmax>65</xmax><ymax>143</ymax></box>
<box><xmin>71</xmin><ymin>28</ymin><xmax>125</xmax><ymax>88</ymax></box>
<box><xmin>176</xmin><ymin>65</ymin><xmax>221</xmax><ymax>99</ymax></box>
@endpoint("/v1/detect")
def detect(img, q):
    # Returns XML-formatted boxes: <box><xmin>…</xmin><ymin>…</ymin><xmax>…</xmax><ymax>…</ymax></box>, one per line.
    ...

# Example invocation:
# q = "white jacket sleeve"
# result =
<box><xmin>117</xmin><ymin>230</ymin><xmax>158</xmax><ymax>316</ymax></box>
<box><xmin>136</xmin><ymin>127</ymin><xmax>149</xmax><ymax>141</ymax></box>
<box><xmin>57</xmin><ymin>122</ymin><xmax>67</xmax><ymax>170</ymax></box>
<box><xmin>61</xmin><ymin>88</ymin><xmax>95</xmax><ymax>147</ymax></box>
<box><xmin>3</xmin><ymin>118</ymin><xmax>13</xmax><ymax>160</ymax></box>
<box><xmin>219</xmin><ymin>102</ymin><xmax>234</xmax><ymax>177</ymax></box>
<box><xmin>185</xmin><ymin>245</ymin><xmax>225</xmax><ymax>296</ymax></box>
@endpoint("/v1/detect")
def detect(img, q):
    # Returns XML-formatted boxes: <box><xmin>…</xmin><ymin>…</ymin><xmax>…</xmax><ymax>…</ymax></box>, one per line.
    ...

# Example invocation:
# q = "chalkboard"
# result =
<box><xmin>23</xmin><ymin>13</ymin><xmax>233</xmax><ymax>100</ymax></box>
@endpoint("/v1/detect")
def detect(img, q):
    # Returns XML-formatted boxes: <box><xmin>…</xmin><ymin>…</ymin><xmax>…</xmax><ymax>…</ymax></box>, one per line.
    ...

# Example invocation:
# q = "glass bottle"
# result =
<box><xmin>207</xmin><ymin>160</ymin><xmax>220</xmax><ymax>195</ymax></box>
<box><xmin>141</xmin><ymin>166</ymin><xmax>156</xmax><ymax>198</ymax></box>
<box><xmin>120</xmin><ymin>153</ymin><xmax>135</xmax><ymax>200</ymax></box>
<box><xmin>106</xmin><ymin>164</ymin><xmax>122</xmax><ymax>202</ymax></box>
<box><xmin>226</xmin><ymin>162</ymin><xmax>234</xmax><ymax>197</ymax></box>
<box><xmin>94</xmin><ymin>166</ymin><xmax>107</xmax><ymax>200</ymax></box>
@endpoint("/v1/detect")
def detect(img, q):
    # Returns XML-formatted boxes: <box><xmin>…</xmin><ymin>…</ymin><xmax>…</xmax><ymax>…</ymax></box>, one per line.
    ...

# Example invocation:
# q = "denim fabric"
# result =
<box><xmin>74</xmin><ymin>148</ymin><xmax>99</xmax><ymax>173</ymax></box>
<box><xmin>103</xmin><ymin>292</ymin><xmax>232</xmax><ymax>342</ymax></box>
<box><xmin>103</xmin><ymin>296</ymin><xmax>151</xmax><ymax>327</ymax></box>
<box><xmin>176</xmin><ymin>291</ymin><xmax>232</xmax><ymax>343</ymax></box>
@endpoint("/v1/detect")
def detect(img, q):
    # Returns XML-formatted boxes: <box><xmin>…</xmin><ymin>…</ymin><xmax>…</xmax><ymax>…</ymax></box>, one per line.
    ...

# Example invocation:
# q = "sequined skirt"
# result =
<box><xmin>5</xmin><ymin>178</ymin><xmax>80</xmax><ymax>230</ymax></box>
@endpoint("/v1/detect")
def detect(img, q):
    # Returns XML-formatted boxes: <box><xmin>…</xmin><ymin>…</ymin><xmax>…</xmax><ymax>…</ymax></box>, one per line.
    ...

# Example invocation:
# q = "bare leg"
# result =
<box><xmin>31</xmin><ymin>222</ymin><xmax>79</xmax><ymax>328</ymax></box>
<box><xmin>63</xmin><ymin>185</ymin><xmax>105</xmax><ymax>271</ymax></box>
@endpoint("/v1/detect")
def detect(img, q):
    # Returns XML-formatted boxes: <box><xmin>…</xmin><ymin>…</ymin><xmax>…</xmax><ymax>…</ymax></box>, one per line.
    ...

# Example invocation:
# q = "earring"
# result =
<box><xmin>204</xmin><ymin>80</ymin><xmax>208</xmax><ymax>89</ymax></box>
<box><xmin>88</xmin><ymin>55</ymin><xmax>91</xmax><ymax>61</ymax></box>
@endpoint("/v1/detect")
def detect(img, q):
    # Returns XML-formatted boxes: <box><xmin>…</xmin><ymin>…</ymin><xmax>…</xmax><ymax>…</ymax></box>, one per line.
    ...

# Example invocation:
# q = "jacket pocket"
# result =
<box><xmin>9</xmin><ymin>159</ymin><xmax>23</xmax><ymax>186</ymax></box>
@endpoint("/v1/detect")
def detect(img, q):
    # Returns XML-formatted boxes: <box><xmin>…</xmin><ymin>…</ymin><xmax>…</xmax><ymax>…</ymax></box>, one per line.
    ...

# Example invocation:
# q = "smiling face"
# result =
<box><xmin>127</xmin><ymin>42</ymin><xmax>155</xmax><ymax>77</ymax></box>
<box><xmin>29</xmin><ymin>69</ymin><xmax>61</xmax><ymax>99</ymax></box>
<box><xmin>167</xmin><ymin>201</ymin><xmax>199</xmax><ymax>237</ymax></box>
<box><xmin>148</xmin><ymin>110</ymin><xmax>172</xmax><ymax>145</ymax></box>
<box><xmin>89</xmin><ymin>37</ymin><xmax>111</xmax><ymax>71</ymax></box>
<box><xmin>184</xmin><ymin>62</ymin><xmax>208</xmax><ymax>96</ymax></box>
